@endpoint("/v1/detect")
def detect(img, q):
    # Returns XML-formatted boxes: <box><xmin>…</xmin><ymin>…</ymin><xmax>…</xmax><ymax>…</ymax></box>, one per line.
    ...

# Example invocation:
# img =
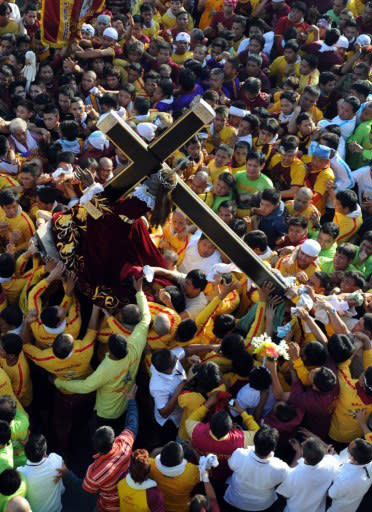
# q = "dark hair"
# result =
<box><xmin>0</xmin><ymin>189</ymin><xmax>17</xmax><ymax>207</ymax></box>
<box><xmin>101</xmin><ymin>93</ymin><xmax>118</xmax><ymax>109</ymax></box>
<box><xmin>0</xmin><ymin>419</ymin><xmax>11</xmax><ymax>445</ymax></box>
<box><xmin>254</xmin><ymin>426</ymin><xmax>279</xmax><ymax>457</ymax></box>
<box><xmin>179</xmin><ymin>68</ymin><xmax>196</xmax><ymax>92</ymax></box>
<box><xmin>351</xmin><ymin>80</ymin><xmax>372</xmax><ymax>99</ymax></box>
<box><xmin>319</xmin><ymin>132</ymin><xmax>339</xmax><ymax>151</ymax></box>
<box><xmin>0</xmin><ymin>469</ymin><xmax>21</xmax><ymax>496</ymax></box>
<box><xmin>218</xmin><ymin>171</ymin><xmax>235</xmax><ymax>189</ymax></box>
<box><xmin>221</xmin><ymin>334</ymin><xmax>245</xmax><ymax>359</ymax></box>
<box><xmin>134</xmin><ymin>96</ymin><xmax>150</xmax><ymax>115</ymax></box>
<box><xmin>313</xmin><ymin>367</ymin><xmax>337</xmax><ymax>392</ymax></box>
<box><xmin>241</xmin><ymin>113</ymin><xmax>259</xmax><ymax>132</ymax></box>
<box><xmin>210</xmin><ymin>410</ymin><xmax>232</xmax><ymax>439</ymax></box>
<box><xmin>0</xmin><ymin>305</ymin><xmax>22</xmax><ymax>330</ymax></box>
<box><xmin>229</xmin><ymin>218</ymin><xmax>247</xmax><ymax>237</ymax></box>
<box><xmin>288</xmin><ymin>216</ymin><xmax>308</xmax><ymax>229</ymax></box>
<box><xmin>261</xmin><ymin>117</ymin><xmax>279</xmax><ymax>135</ymax></box>
<box><xmin>213</xmin><ymin>314</ymin><xmax>235</xmax><ymax>339</ymax></box>
<box><xmin>40</xmin><ymin>306</ymin><xmax>60</xmax><ymax>328</ymax></box>
<box><xmin>242</xmin><ymin>77</ymin><xmax>261</xmax><ymax>95</ymax></box>
<box><xmin>160</xmin><ymin>441</ymin><xmax>183</xmax><ymax>466</ymax></box>
<box><xmin>0</xmin><ymin>254</ymin><xmax>15</xmax><ymax>279</ymax></box>
<box><xmin>244</xmin><ymin>230</ymin><xmax>268</xmax><ymax>252</ymax></box>
<box><xmin>302</xmin><ymin>437</ymin><xmax>326</xmax><ymax>466</ymax></box>
<box><xmin>130</xmin><ymin>449</ymin><xmax>151</xmax><ymax>483</ymax></box>
<box><xmin>292</xmin><ymin>1</ymin><xmax>307</xmax><ymax>13</ymax></box>
<box><xmin>261</xmin><ymin>188</ymin><xmax>280</xmax><ymax>205</ymax></box>
<box><xmin>328</xmin><ymin>333</ymin><xmax>355</xmax><ymax>363</ymax></box>
<box><xmin>302</xmin><ymin>85</ymin><xmax>320</xmax><ymax>98</ymax></box>
<box><xmin>152</xmin><ymin>348</ymin><xmax>174</xmax><ymax>373</ymax></box>
<box><xmin>324</xmin><ymin>28</ymin><xmax>341</xmax><ymax>46</ymax></box>
<box><xmin>25</xmin><ymin>433</ymin><xmax>47</xmax><ymax>462</ymax></box>
<box><xmin>336</xmin><ymin>243</ymin><xmax>357</xmax><ymax>261</ymax></box>
<box><xmin>343</xmin><ymin>270</ymin><xmax>366</xmax><ymax>290</ymax></box>
<box><xmin>350</xmin><ymin>438</ymin><xmax>372</xmax><ymax>465</ymax></box>
<box><xmin>189</xmin><ymin>495</ymin><xmax>213</xmax><ymax>512</ymax></box>
<box><xmin>319</xmin><ymin>222</ymin><xmax>339</xmax><ymax>240</ymax></box>
<box><xmin>0</xmin><ymin>396</ymin><xmax>16</xmax><ymax>424</ymax></box>
<box><xmin>52</xmin><ymin>333</ymin><xmax>73</xmax><ymax>359</ymax></box>
<box><xmin>363</xmin><ymin>313</ymin><xmax>372</xmax><ymax>335</ymax></box>
<box><xmin>284</xmin><ymin>39</ymin><xmax>299</xmax><ymax>53</ymax></box>
<box><xmin>121</xmin><ymin>304</ymin><xmax>141</xmax><ymax>325</ymax></box>
<box><xmin>232</xmin><ymin>351</ymin><xmax>254</xmax><ymax>377</ymax></box>
<box><xmin>302</xmin><ymin>54</ymin><xmax>318</xmax><ymax>70</ymax></box>
<box><xmin>164</xmin><ymin>286</ymin><xmax>185</xmax><ymax>313</ymax></box>
<box><xmin>176</xmin><ymin>319</ymin><xmax>197</xmax><ymax>343</ymax></box>
<box><xmin>109</xmin><ymin>333</ymin><xmax>128</xmax><ymax>360</ymax></box>
<box><xmin>194</xmin><ymin>362</ymin><xmax>221</xmax><ymax>394</ymax></box>
<box><xmin>1</xmin><ymin>334</ymin><xmax>23</xmax><ymax>357</ymax></box>
<box><xmin>275</xmin><ymin>402</ymin><xmax>297</xmax><ymax>422</ymax></box>
<box><xmin>344</xmin><ymin>95</ymin><xmax>361</xmax><ymax>113</ymax></box>
<box><xmin>249</xmin><ymin>367</ymin><xmax>272</xmax><ymax>390</ymax></box>
<box><xmin>246</xmin><ymin>150</ymin><xmax>265</xmax><ymax>165</ymax></box>
<box><xmin>319</xmin><ymin>71</ymin><xmax>337</xmax><ymax>86</ymax></box>
<box><xmin>93</xmin><ymin>426</ymin><xmax>115</xmax><ymax>454</ymax></box>
<box><xmin>303</xmin><ymin>341</ymin><xmax>327</xmax><ymax>366</ymax></box>
<box><xmin>281</xmin><ymin>135</ymin><xmax>299</xmax><ymax>153</ymax></box>
<box><xmin>336</xmin><ymin>190</ymin><xmax>358</xmax><ymax>213</ymax></box>
<box><xmin>186</xmin><ymin>269</ymin><xmax>207</xmax><ymax>291</ymax></box>
<box><xmin>246</xmin><ymin>54</ymin><xmax>262</xmax><ymax>67</ymax></box>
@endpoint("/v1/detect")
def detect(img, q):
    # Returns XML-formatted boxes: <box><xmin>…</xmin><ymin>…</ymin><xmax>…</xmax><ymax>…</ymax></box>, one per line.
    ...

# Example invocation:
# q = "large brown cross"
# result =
<box><xmin>95</xmin><ymin>102</ymin><xmax>287</xmax><ymax>293</ymax></box>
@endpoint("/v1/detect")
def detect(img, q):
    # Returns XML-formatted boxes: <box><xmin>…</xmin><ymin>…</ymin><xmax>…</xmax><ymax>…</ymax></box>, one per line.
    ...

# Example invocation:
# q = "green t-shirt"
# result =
<box><xmin>320</xmin><ymin>259</ymin><xmax>356</xmax><ymax>274</ymax></box>
<box><xmin>212</xmin><ymin>192</ymin><xmax>233</xmax><ymax>212</ymax></box>
<box><xmin>235</xmin><ymin>171</ymin><xmax>273</xmax><ymax>207</ymax></box>
<box><xmin>318</xmin><ymin>243</ymin><xmax>338</xmax><ymax>266</ymax></box>
<box><xmin>11</xmin><ymin>409</ymin><xmax>29</xmax><ymax>468</ymax></box>
<box><xmin>326</xmin><ymin>9</ymin><xmax>340</xmax><ymax>24</ymax></box>
<box><xmin>353</xmin><ymin>247</ymin><xmax>372</xmax><ymax>279</ymax></box>
<box><xmin>0</xmin><ymin>443</ymin><xmax>13</xmax><ymax>474</ymax></box>
<box><xmin>0</xmin><ymin>473</ymin><xmax>27</xmax><ymax>512</ymax></box>
<box><xmin>55</xmin><ymin>291</ymin><xmax>151</xmax><ymax>419</ymax></box>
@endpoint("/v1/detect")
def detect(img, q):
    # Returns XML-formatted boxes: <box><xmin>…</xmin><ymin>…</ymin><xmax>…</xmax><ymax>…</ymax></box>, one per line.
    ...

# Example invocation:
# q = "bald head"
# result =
<box><xmin>153</xmin><ymin>313</ymin><xmax>171</xmax><ymax>336</ymax></box>
<box><xmin>297</xmin><ymin>187</ymin><xmax>313</xmax><ymax>199</ymax></box>
<box><xmin>6</xmin><ymin>497</ymin><xmax>32</xmax><ymax>512</ymax></box>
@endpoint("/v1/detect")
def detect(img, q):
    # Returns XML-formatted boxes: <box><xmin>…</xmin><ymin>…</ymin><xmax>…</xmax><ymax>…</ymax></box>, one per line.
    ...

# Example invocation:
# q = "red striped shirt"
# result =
<box><xmin>83</xmin><ymin>429</ymin><xmax>134</xmax><ymax>512</ymax></box>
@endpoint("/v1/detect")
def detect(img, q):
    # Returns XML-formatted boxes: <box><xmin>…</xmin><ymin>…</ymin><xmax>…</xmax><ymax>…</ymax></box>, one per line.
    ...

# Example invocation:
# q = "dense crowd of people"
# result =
<box><xmin>0</xmin><ymin>0</ymin><xmax>372</xmax><ymax>510</ymax></box>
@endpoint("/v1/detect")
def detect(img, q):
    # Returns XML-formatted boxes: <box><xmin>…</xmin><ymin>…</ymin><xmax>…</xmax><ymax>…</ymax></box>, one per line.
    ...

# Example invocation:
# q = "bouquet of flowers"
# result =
<box><xmin>251</xmin><ymin>333</ymin><xmax>289</xmax><ymax>361</ymax></box>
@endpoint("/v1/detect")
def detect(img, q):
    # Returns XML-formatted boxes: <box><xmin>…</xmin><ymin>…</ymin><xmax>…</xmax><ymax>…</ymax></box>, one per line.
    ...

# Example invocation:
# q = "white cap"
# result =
<box><xmin>137</xmin><ymin>122</ymin><xmax>157</xmax><ymax>142</ymax></box>
<box><xmin>229</xmin><ymin>106</ymin><xmax>248</xmax><ymax>118</ymax></box>
<box><xmin>103</xmin><ymin>27</ymin><xmax>118</xmax><ymax>41</ymax></box>
<box><xmin>176</xmin><ymin>32</ymin><xmax>191</xmax><ymax>43</ymax></box>
<box><xmin>356</xmin><ymin>34</ymin><xmax>371</xmax><ymax>47</ymax></box>
<box><xmin>87</xmin><ymin>131</ymin><xmax>109</xmax><ymax>151</ymax></box>
<box><xmin>336</xmin><ymin>35</ymin><xmax>349</xmax><ymax>49</ymax></box>
<box><xmin>81</xmin><ymin>24</ymin><xmax>95</xmax><ymax>36</ymax></box>
<box><xmin>300</xmin><ymin>239</ymin><xmax>321</xmax><ymax>258</ymax></box>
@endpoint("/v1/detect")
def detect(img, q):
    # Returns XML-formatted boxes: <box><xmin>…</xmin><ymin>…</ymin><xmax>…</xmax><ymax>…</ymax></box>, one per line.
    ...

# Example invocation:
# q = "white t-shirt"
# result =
<box><xmin>277</xmin><ymin>455</ymin><xmax>340</xmax><ymax>512</ymax></box>
<box><xmin>232</xmin><ymin>382</ymin><xmax>276</xmax><ymax>417</ymax></box>
<box><xmin>352</xmin><ymin>165</ymin><xmax>372</xmax><ymax>203</ymax></box>
<box><xmin>18</xmin><ymin>453</ymin><xmax>65</xmax><ymax>512</ymax></box>
<box><xmin>176</xmin><ymin>273</ymin><xmax>208</xmax><ymax>319</ymax></box>
<box><xmin>225</xmin><ymin>447</ymin><xmax>289</xmax><ymax>511</ymax></box>
<box><xmin>149</xmin><ymin>348</ymin><xmax>186</xmax><ymax>427</ymax></box>
<box><xmin>178</xmin><ymin>237</ymin><xmax>222</xmax><ymax>275</ymax></box>
<box><xmin>327</xmin><ymin>448</ymin><xmax>372</xmax><ymax>512</ymax></box>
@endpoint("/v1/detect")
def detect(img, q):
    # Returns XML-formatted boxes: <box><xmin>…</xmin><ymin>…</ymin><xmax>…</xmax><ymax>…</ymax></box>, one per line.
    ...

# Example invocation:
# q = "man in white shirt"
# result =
<box><xmin>327</xmin><ymin>438</ymin><xmax>372</xmax><ymax>512</ymax></box>
<box><xmin>18</xmin><ymin>434</ymin><xmax>65</xmax><ymax>512</ymax></box>
<box><xmin>152</xmin><ymin>267</ymin><xmax>209</xmax><ymax>319</ymax></box>
<box><xmin>277</xmin><ymin>437</ymin><xmax>340</xmax><ymax>512</ymax></box>
<box><xmin>179</xmin><ymin>233</ymin><xmax>222</xmax><ymax>275</ymax></box>
<box><xmin>232</xmin><ymin>367</ymin><xmax>276</xmax><ymax>418</ymax></box>
<box><xmin>352</xmin><ymin>164</ymin><xmax>372</xmax><ymax>204</ymax></box>
<box><xmin>224</xmin><ymin>425</ymin><xmax>289</xmax><ymax>511</ymax></box>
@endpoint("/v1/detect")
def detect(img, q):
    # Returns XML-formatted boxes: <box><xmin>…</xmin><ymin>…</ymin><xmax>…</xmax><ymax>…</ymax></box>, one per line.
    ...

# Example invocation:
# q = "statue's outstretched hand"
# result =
<box><xmin>75</xmin><ymin>167</ymin><xmax>95</xmax><ymax>188</ymax></box>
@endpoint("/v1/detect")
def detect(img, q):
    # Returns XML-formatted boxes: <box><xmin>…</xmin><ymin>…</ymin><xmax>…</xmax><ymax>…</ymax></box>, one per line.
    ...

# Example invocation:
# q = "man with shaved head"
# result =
<box><xmin>285</xmin><ymin>187</ymin><xmax>321</xmax><ymax>234</ymax></box>
<box><xmin>6</xmin><ymin>497</ymin><xmax>32</xmax><ymax>512</ymax></box>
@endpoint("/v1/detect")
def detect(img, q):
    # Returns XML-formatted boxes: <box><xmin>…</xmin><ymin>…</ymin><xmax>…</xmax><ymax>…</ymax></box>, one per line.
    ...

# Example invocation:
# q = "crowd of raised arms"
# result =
<box><xmin>0</xmin><ymin>0</ymin><xmax>372</xmax><ymax>511</ymax></box>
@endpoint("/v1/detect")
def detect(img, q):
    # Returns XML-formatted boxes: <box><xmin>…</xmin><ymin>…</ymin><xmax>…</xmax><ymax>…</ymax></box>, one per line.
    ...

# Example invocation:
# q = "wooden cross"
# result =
<box><xmin>96</xmin><ymin>101</ymin><xmax>287</xmax><ymax>294</ymax></box>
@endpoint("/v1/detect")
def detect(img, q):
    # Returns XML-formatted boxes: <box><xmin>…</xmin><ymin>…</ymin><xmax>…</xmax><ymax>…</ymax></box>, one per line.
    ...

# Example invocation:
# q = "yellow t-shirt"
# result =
<box><xmin>207</xmin><ymin>160</ymin><xmax>231</xmax><ymax>188</ymax></box>
<box><xmin>206</xmin><ymin>124</ymin><xmax>236</xmax><ymax>154</ymax></box>
<box><xmin>0</xmin><ymin>174</ymin><xmax>19</xmax><ymax>190</ymax></box>
<box><xmin>307</xmin><ymin>164</ymin><xmax>335</xmax><ymax>215</ymax></box>
<box><xmin>161</xmin><ymin>9</ymin><xmax>194</xmax><ymax>30</ymax></box>
<box><xmin>334</xmin><ymin>211</ymin><xmax>363</xmax><ymax>244</ymax></box>
<box><xmin>269</xmin><ymin>57</ymin><xmax>300</xmax><ymax>86</ymax></box>
<box><xmin>276</xmin><ymin>255</ymin><xmax>319</xmax><ymax>280</ymax></box>
<box><xmin>150</xmin><ymin>459</ymin><xmax>199</xmax><ymax>512</ymax></box>
<box><xmin>0</xmin><ymin>19</ymin><xmax>20</xmax><ymax>35</ymax></box>
<box><xmin>143</xmin><ymin>20</ymin><xmax>161</xmax><ymax>38</ymax></box>
<box><xmin>171</xmin><ymin>51</ymin><xmax>193</xmax><ymax>65</ymax></box>
<box><xmin>269</xmin><ymin>153</ymin><xmax>306</xmax><ymax>188</ymax></box>
<box><xmin>0</xmin><ymin>208</ymin><xmax>35</xmax><ymax>251</ymax></box>
<box><xmin>329</xmin><ymin>350</ymin><xmax>372</xmax><ymax>443</ymax></box>
<box><xmin>296</xmin><ymin>69</ymin><xmax>320</xmax><ymax>93</ymax></box>
<box><xmin>23</xmin><ymin>329</ymin><xmax>96</xmax><ymax>383</ymax></box>
<box><xmin>0</xmin><ymin>353</ymin><xmax>32</xmax><ymax>407</ymax></box>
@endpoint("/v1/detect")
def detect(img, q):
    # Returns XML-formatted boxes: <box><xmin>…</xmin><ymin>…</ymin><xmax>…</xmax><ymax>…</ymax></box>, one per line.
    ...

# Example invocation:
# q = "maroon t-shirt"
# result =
<box><xmin>210</xmin><ymin>12</ymin><xmax>237</xmax><ymax>30</ymax></box>
<box><xmin>302</xmin><ymin>42</ymin><xmax>343</xmax><ymax>72</ymax></box>
<box><xmin>240</xmin><ymin>90</ymin><xmax>270</xmax><ymax>109</ymax></box>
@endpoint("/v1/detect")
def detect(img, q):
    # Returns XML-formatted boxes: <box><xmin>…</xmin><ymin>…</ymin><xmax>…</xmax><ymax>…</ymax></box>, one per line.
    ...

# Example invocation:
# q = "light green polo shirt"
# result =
<box><xmin>55</xmin><ymin>291</ymin><xmax>151</xmax><ymax>419</ymax></box>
